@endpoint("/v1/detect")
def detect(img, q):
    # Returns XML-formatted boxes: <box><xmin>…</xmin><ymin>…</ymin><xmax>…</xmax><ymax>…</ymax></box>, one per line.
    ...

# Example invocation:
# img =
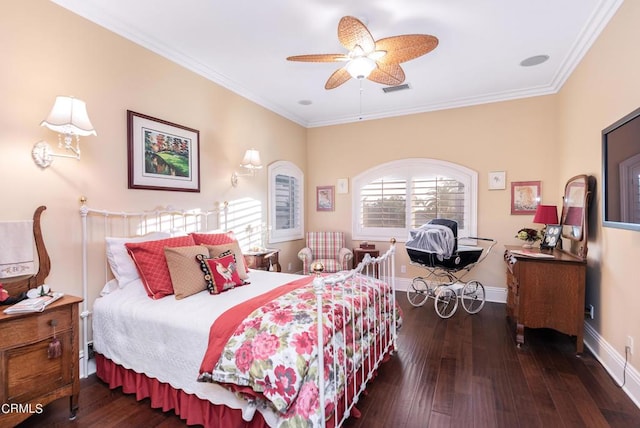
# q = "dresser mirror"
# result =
<box><xmin>560</xmin><ymin>175</ymin><xmax>593</xmax><ymax>259</ymax></box>
<box><xmin>1</xmin><ymin>206</ymin><xmax>50</xmax><ymax>297</ymax></box>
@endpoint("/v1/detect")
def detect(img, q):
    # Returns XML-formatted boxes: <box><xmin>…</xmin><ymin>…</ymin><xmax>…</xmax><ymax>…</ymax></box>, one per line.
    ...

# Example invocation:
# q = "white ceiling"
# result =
<box><xmin>52</xmin><ymin>0</ymin><xmax>622</xmax><ymax>128</ymax></box>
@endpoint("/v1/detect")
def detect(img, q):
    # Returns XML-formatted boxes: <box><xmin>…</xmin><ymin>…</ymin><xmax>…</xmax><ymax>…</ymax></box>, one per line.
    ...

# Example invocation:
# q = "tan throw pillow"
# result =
<box><xmin>204</xmin><ymin>242</ymin><xmax>249</xmax><ymax>280</ymax></box>
<box><xmin>164</xmin><ymin>245</ymin><xmax>211</xmax><ymax>299</ymax></box>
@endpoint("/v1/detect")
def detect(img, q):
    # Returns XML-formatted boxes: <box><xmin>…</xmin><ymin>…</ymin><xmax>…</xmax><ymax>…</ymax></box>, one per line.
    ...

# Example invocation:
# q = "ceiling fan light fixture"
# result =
<box><xmin>346</xmin><ymin>56</ymin><xmax>377</xmax><ymax>79</ymax></box>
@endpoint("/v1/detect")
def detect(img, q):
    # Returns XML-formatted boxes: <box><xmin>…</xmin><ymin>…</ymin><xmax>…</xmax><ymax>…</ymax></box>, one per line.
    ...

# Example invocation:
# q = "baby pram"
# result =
<box><xmin>405</xmin><ymin>219</ymin><xmax>497</xmax><ymax>318</ymax></box>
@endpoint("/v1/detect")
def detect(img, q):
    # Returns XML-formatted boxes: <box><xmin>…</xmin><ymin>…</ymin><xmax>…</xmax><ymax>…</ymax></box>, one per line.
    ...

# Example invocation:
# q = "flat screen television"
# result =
<box><xmin>602</xmin><ymin>106</ymin><xmax>640</xmax><ymax>231</ymax></box>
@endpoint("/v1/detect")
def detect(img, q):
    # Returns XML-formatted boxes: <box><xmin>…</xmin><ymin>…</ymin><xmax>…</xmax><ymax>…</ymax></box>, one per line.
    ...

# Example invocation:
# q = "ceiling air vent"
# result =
<box><xmin>382</xmin><ymin>83</ymin><xmax>411</xmax><ymax>93</ymax></box>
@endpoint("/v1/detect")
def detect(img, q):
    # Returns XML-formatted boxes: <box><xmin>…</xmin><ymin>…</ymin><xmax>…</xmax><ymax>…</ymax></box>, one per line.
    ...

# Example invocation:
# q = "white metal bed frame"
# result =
<box><xmin>79</xmin><ymin>198</ymin><xmax>397</xmax><ymax>427</ymax></box>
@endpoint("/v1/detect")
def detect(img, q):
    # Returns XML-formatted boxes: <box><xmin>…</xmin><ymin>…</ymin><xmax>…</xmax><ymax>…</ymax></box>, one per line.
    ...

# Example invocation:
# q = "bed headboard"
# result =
<box><xmin>79</xmin><ymin>197</ymin><xmax>227</xmax><ymax>377</ymax></box>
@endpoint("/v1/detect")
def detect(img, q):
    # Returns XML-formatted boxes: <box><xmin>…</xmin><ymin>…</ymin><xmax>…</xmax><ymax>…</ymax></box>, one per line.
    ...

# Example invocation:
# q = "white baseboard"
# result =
<box><xmin>79</xmin><ymin>351</ymin><xmax>97</xmax><ymax>378</ymax></box>
<box><xmin>584</xmin><ymin>322</ymin><xmax>640</xmax><ymax>409</ymax></box>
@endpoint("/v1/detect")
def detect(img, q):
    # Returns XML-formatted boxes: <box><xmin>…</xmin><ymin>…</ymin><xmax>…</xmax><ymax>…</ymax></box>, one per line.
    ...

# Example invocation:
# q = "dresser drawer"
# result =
<box><xmin>3</xmin><ymin>330</ymin><xmax>73</xmax><ymax>403</ymax></box>
<box><xmin>0</xmin><ymin>305</ymin><xmax>72</xmax><ymax>349</ymax></box>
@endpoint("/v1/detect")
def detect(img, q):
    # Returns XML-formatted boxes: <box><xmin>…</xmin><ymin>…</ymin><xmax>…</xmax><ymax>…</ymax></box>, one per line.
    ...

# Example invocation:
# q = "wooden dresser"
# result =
<box><xmin>504</xmin><ymin>245</ymin><xmax>586</xmax><ymax>353</ymax></box>
<box><xmin>0</xmin><ymin>295</ymin><xmax>82</xmax><ymax>426</ymax></box>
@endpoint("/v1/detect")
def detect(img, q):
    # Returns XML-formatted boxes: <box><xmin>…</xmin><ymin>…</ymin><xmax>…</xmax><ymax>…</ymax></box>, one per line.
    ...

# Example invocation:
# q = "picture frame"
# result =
<box><xmin>488</xmin><ymin>171</ymin><xmax>506</xmax><ymax>190</ymax></box>
<box><xmin>336</xmin><ymin>178</ymin><xmax>349</xmax><ymax>194</ymax></box>
<box><xmin>127</xmin><ymin>110</ymin><xmax>200</xmax><ymax>192</ymax></box>
<box><xmin>541</xmin><ymin>224</ymin><xmax>562</xmax><ymax>249</ymax></box>
<box><xmin>511</xmin><ymin>180</ymin><xmax>541</xmax><ymax>214</ymax></box>
<box><xmin>316</xmin><ymin>185</ymin><xmax>335</xmax><ymax>211</ymax></box>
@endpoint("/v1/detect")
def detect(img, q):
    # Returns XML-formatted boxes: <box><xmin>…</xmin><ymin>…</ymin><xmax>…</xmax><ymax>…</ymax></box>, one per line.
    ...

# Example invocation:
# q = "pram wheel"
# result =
<box><xmin>407</xmin><ymin>277</ymin><xmax>430</xmax><ymax>307</ymax></box>
<box><xmin>461</xmin><ymin>280</ymin><xmax>486</xmax><ymax>314</ymax></box>
<box><xmin>434</xmin><ymin>286</ymin><xmax>458</xmax><ymax>318</ymax></box>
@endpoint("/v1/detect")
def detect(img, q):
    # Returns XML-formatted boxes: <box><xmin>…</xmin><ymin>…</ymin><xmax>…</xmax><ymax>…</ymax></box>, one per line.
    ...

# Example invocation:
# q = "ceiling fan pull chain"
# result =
<box><xmin>359</xmin><ymin>79</ymin><xmax>364</xmax><ymax>121</ymax></box>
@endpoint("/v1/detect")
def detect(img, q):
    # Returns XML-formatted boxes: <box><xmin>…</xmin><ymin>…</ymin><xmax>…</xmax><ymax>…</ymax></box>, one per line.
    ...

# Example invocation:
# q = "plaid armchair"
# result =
<box><xmin>298</xmin><ymin>232</ymin><xmax>353</xmax><ymax>274</ymax></box>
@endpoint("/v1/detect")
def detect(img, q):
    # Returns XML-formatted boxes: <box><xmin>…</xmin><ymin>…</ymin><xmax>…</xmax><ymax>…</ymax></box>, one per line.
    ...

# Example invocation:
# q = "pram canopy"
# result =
<box><xmin>406</xmin><ymin>219</ymin><xmax>482</xmax><ymax>270</ymax></box>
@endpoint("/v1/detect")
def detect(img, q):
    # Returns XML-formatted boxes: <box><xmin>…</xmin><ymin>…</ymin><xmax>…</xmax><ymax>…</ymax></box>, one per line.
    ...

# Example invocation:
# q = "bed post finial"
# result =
<box><xmin>311</xmin><ymin>261</ymin><xmax>326</xmax><ymax>427</ymax></box>
<box><xmin>311</xmin><ymin>262</ymin><xmax>325</xmax><ymax>274</ymax></box>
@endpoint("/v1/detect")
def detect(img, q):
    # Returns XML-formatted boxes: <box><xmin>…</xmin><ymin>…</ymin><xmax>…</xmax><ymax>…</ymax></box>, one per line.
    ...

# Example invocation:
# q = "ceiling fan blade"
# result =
<box><xmin>287</xmin><ymin>54</ymin><xmax>349</xmax><ymax>63</ymax></box>
<box><xmin>375</xmin><ymin>35</ymin><xmax>439</xmax><ymax>64</ymax></box>
<box><xmin>367</xmin><ymin>63</ymin><xmax>405</xmax><ymax>86</ymax></box>
<box><xmin>325</xmin><ymin>67</ymin><xmax>352</xmax><ymax>90</ymax></box>
<box><xmin>338</xmin><ymin>16</ymin><xmax>375</xmax><ymax>53</ymax></box>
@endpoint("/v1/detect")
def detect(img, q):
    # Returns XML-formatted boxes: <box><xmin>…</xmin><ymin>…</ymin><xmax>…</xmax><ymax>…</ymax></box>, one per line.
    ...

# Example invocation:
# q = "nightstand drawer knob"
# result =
<box><xmin>50</xmin><ymin>319</ymin><xmax>58</xmax><ymax>327</ymax></box>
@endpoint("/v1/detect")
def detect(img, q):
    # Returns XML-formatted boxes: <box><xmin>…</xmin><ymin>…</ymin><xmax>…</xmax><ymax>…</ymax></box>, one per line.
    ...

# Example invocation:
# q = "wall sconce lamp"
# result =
<box><xmin>32</xmin><ymin>96</ymin><xmax>97</xmax><ymax>168</ymax></box>
<box><xmin>231</xmin><ymin>149</ymin><xmax>262</xmax><ymax>187</ymax></box>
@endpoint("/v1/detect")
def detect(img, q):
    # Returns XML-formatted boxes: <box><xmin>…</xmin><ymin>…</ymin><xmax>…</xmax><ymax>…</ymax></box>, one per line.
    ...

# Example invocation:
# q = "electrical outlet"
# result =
<box><xmin>585</xmin><ymin>304</ymin><xmax>594</xmax><ymax>319</ymax></box>
<box><xmin>627</xmin><ymin>336</ymin><xmax>634</xmax><ymax>355</ymax></box>
<box><xmin>400</xmin><ymin>265</ymin><xmax>407</xmax><ymax>274</ymax></box>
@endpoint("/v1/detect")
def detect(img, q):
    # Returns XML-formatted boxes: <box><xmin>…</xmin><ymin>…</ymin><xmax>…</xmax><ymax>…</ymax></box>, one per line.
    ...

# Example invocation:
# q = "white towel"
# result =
<box><xmin>0</xmin><ymin>220</ymin><xmax>35</xmax><ymax>278</ymax></box>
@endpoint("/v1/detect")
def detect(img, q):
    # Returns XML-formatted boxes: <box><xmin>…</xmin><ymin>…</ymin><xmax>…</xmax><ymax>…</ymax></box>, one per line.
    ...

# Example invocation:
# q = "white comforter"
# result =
<box><xmin>92</xmin><ymin>269</ymin><xmax>304</xmax><ymax>426</ymax></box>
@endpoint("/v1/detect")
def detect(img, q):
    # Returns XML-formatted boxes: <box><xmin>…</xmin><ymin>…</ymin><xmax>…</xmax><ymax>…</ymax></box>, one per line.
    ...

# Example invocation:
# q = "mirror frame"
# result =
<box><xmin>560</xmin><ymin>174</ymin><xmax>593</xmax><ymax>259</ymax></box>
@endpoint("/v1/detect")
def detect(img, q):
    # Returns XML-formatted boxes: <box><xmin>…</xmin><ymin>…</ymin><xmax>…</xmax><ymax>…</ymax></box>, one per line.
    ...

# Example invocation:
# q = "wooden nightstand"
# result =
<box><xmin>353</xmin><ymin>248</ymin><xmax>380</xmax><ymax>278</ymax></box>
<box><xmin>244</xmin><ymin>249</ymin><xmax>281</xmax><ymax>271</ymax></box>
<box><xmin>0</xmin><ymin>295</ymin><xmax>83</xmax><ymax>426</ymax></box>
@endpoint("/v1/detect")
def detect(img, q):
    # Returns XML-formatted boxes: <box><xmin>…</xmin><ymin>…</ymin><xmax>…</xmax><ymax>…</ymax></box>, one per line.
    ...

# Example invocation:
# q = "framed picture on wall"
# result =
<box><xmin>511</xmin><ymin>180</ymin><xmax>541</xmax><ymax>214</ymax></box>
<box><xmin>488</xmin><ymin>171</ymin><xmax>506</xmax><ymax>190</ymax></box>
<box><xmin>127</xmin><ymin>110</ymin><xmax>200</xmax><ymax>192</ymax></box>
<box><xmin>316</xmin><ymin>186</ymin><xmax>335</xmax><ymax>211</ymax></box>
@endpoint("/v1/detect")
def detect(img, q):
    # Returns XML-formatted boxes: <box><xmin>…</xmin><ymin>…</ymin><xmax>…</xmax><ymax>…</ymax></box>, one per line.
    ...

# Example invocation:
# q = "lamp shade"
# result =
<box><xmin>41</xmin><ymin>96</ymin><xmax>97</xmax><ymax>136</ymax></box>
<box><xmin>240</xmin><ymin>149</ymin><xmax>262</xmax><ymax>170</ymax></box>
<box><xmin>533</xmin><ymin>204</ymin><xmax>558</xmax><ymax>225</ymax></box>
<box><xmin>346</xmin><ymin>57</ymin><xmax>377</xmax><ymax>79</ymax></box>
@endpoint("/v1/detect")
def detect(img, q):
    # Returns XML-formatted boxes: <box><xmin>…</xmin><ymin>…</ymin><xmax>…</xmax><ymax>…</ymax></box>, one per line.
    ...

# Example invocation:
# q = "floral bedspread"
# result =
<box><xmin>198</xmin><ymin>273</ymin><xmax>398</xmax><ymax>428</ymax></box>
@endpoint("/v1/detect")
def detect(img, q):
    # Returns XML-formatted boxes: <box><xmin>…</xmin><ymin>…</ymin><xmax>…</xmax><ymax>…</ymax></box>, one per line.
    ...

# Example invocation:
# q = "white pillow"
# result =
<box><xmin>105</xmin><ymin>232</ymin><xmax>170</xmax><ymax>287</ymax></box>
<box><xmin>99</xmin><ymin>278</ymin><xmax>120</xmax><ymax>296</ymax></box>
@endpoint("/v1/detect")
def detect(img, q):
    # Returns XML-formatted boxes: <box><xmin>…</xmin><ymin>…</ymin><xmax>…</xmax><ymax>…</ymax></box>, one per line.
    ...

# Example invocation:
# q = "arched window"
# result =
<box><xmin>352</xmin><ymin>158</ymin><xmax>477</xmax><ymax>241</ymax></box>
<box><xmin>268</xmin><ymin>161</ymin><xmax>304</xmax><ymax>243</ymax></box>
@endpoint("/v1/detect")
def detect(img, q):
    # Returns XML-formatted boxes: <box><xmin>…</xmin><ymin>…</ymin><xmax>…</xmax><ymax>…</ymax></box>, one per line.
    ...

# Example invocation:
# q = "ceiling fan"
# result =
<box><xmin>287</xmin><ymin>16</ymin><xmax>438</xmax><ymax>90</ymax></box>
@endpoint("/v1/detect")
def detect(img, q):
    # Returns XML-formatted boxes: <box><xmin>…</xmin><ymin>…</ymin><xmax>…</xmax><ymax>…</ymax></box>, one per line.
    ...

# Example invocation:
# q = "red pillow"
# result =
<box><xmin>191</xmin><ymin>232</ymin><xmax>236</xmax><ymax>246</ymax></box>
<box><xmin>197</xmin><ymin>253</ymin><xmax>245</xmax><ymax>294</ymax></box>
<box><xmin>125</xmin><ymin>235</ymin><xmax>196</xmax><ymax>299</ymax></box>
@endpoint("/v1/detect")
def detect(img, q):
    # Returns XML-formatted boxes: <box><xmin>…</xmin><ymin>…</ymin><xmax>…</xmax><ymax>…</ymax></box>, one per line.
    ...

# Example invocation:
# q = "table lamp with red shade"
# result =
<box><xmin>533</xmin><ymin>204</ymin><xmax>560</xmax><ymax>249</ymax></box>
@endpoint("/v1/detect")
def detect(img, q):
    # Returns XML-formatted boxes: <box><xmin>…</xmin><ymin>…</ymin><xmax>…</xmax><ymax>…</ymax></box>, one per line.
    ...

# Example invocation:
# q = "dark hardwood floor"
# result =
<box><xmin>16</xmin><ymin>294</ymin><xmax>640</xmax><ymax>428</ymax></box>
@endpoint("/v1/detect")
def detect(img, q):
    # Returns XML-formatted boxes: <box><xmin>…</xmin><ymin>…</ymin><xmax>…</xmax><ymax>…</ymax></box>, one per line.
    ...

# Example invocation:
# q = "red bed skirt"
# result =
<box><xmin>95</xmin><ymin>354</ymin><xmax>268</xmax><ymax>428</ymax></box>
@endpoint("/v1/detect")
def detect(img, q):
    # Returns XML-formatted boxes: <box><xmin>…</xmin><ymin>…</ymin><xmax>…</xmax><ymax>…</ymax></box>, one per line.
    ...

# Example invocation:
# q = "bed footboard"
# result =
<box><xmin>312</xmin><ymin>239</ymin><xmax>397</xmax><ymax>428</ymax></box>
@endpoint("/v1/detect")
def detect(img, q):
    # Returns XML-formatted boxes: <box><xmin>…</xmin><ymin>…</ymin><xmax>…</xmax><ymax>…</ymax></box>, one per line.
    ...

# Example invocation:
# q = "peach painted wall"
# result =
<box><xmin>0</xmin><ymin>0</ymin><xmax>307</xmax><ymax>299</ymax></box>
<box><xmin>306</xmin><ymin>96</ymin><xmax>561</xmax><ymax>289</ymax></box>
<box><xmin>557</xmin><ymin>0</ymin><xmax>640</xmax><ymax>371</ymax></box>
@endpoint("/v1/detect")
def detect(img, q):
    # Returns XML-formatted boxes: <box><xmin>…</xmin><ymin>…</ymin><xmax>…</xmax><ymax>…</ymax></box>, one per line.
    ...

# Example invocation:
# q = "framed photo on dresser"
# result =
<box><xmin>541</xmin><ymin>224</ymin><xmax>562</xmax><ymax>249</ymax></box>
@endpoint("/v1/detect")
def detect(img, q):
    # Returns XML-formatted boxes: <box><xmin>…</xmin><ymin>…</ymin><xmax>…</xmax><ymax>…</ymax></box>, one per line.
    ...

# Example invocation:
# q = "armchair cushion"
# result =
<box><xmin>298</xmin><ymin>232</ymin><xmax>353</xmax><ymax>274</ymax></box>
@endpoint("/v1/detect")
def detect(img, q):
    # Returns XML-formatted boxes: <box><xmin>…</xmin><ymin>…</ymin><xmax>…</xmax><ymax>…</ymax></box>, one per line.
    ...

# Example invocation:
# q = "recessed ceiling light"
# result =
<box><xmin>298</xmin><ymin>99</ymin><xmax>312</xmax><ymax>106</ymax></box>
<box><xmin>520</xmin><ymin>55</ymin><xmax>550</xmax><ymax>67</ymax></box>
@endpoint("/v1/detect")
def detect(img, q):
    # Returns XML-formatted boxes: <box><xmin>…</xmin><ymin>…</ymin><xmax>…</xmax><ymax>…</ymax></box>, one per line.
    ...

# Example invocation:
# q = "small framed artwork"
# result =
<box><xmin>541</xmin><ymin>224</ymin><xmax>562</xmax><ymax>249</ymax></box>
<box><xmin>336</xmin><ymin>178</ymin><xmax>349</xmax><ymax>194</ymax></box>
<box><xmin>127</xmin><ymin>110</ymin><xmax>200</xmax><ymax>192</ymax></box>
<box><xmin>316</xmin><ymin>185</ymin><xmax>335</xmax><ymax>211</ymax></box>
<box><xmin>511</xmin><ymin>180</ymin><xmax>541</xmax><ymax>215</ymax></box>
<box><xmin>488</xmin><ymin>171</ymin><xmax>506</xmax><ymax>190</ymax></box>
